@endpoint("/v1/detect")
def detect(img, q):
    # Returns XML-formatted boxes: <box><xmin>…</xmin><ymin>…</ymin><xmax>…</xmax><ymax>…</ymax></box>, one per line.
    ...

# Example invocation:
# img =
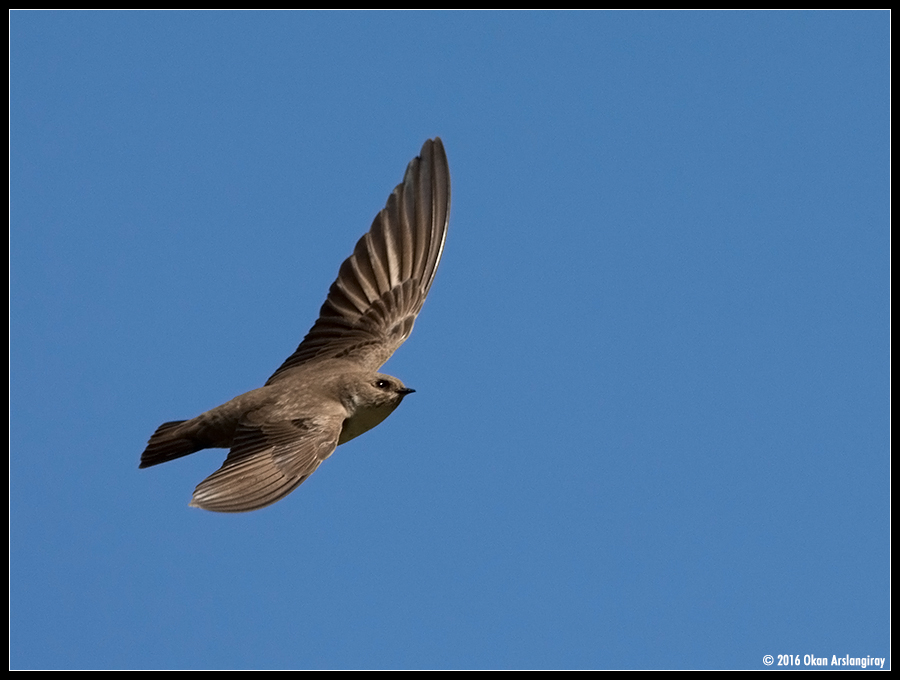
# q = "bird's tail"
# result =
<box><xmin>139</xmin><ymin>420</ymin><xmax>204</xmax><ymax>468</ymax></box>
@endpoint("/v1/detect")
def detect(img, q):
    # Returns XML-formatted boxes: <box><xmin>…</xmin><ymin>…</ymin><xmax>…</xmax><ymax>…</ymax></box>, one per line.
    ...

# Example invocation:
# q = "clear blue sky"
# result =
<box><xmin>11</xmin><ymin>11</ymin><xmax>889</xmax><ymax>670</ymax></box>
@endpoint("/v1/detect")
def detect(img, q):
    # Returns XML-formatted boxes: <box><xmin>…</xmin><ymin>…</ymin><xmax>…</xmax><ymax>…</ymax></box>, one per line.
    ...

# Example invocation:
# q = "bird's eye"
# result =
<box><xmin>375</xmin><ymin>380</ymin><xmax>390</xmax><ymax>389</ymax></box>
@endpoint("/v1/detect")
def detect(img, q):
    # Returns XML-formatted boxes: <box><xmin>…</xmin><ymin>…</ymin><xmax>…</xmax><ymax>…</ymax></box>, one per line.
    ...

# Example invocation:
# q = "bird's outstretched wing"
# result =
<box><xmin>189</xmin><ymin>416</ymin><xmax>343</xmax><ymax>513</ymax></box>
<box><xmin>266</xmin><ymin>137</ymin><xmax>450</xmax><ymax>384</ymax></box>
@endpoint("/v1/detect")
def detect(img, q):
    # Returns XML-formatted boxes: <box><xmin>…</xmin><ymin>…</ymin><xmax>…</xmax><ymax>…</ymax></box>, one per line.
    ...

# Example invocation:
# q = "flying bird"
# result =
<box><xmin>139</xmin><ymin>138</ymin><xmax>450</xmax><ymax>512</ymax></box>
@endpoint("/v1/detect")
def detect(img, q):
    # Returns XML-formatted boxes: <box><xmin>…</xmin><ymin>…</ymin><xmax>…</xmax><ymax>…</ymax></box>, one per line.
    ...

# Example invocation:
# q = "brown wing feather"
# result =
<box><xmin>189</xmin><ymin>417</ymin><xmax>342</xmax><ymax>513</ymax></box>
<box><xmin>267</xmin><ymin>138</ymin><xmax>450</xmax><ymax>383</ymax></box>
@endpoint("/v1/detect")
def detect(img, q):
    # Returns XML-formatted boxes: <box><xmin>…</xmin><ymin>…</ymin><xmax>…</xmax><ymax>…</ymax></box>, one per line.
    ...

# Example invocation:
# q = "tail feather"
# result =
<box><xmin>139</xmin><ymin>420</ymin><xmax>203</xmax><ymax>468</ymax></box>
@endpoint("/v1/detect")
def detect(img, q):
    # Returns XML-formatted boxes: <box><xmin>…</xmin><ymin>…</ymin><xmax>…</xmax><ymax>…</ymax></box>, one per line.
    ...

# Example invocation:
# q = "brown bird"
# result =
<box><xmin>139</xmin><ymin>138</ymin><xmax>450</xmax><ymax>512</ymax></box>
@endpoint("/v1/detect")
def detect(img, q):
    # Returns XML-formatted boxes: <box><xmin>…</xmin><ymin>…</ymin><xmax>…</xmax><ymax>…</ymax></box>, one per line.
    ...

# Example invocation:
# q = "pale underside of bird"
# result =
<box><xmin>139</xmin><ymin>138</ymin><xmax>450</xmax><ymax>513</ymax></box>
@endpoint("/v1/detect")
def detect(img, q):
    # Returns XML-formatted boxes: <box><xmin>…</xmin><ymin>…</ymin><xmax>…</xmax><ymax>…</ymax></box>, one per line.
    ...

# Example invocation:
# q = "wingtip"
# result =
<box><xmin>423</xmin><ymin>137</ymin><xmax>447</xmax><ymax>164</ymax></box>
<box><xmin>187</xmin><ymin>497</ymin><xmax>211</xmax><ymax>511</ymax></box>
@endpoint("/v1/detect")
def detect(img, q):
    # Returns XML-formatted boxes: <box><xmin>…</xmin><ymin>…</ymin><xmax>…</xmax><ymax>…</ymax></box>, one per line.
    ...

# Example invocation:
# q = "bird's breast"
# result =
<box><xmin>338</xmin><ymin>400</ymin><xmax>403</xmax><ymax>445</ymax></box>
